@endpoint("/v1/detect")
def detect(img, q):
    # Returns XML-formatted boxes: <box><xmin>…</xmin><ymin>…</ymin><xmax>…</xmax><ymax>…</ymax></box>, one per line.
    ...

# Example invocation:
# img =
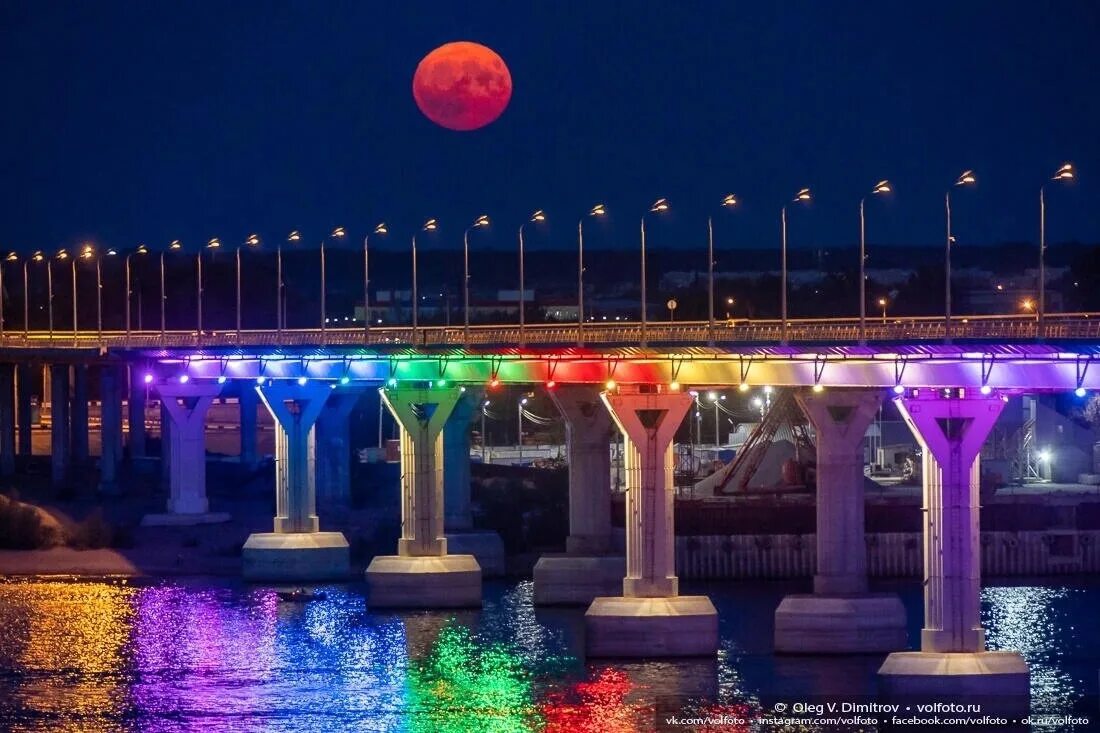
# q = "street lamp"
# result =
<box><xmin>26</xmin><ymin>251</ymin><xmax>48</xmax><ymax>339</ymax></box>
<box><xmin>781</xmin><ymin>188</ymin><xmax>812</xmax><ymax>344</ymax></box>
<box><xmin>280</xmin><ymin>231</ymin><xmax>300</xmax><ymax>335</ymax></box>
<box><xmin>518</xmin><ymin>210</ymin><xmax>545</xmax><ymax>344</ymax></box>
<box><xmin>708</xmin><ymin>194</ymin><xmax>738</xmax><ymax>342</ymax></box>
<box><xmin>125</xmin><ymin>243</ymin><xmax>148</xmax><ymax>341</ymax></box>
<box><xmin>321</xmin><ymin>226</ymin><xmax>346</xmax><ymax>338</ymax></box>
<box><xmin>1020</xmin><ymin>298</ymin><xmax>1035</xmax><ymax>316</ymax></box>
<box><xmin>412</xmin><ymin>218</ymin><xmax>438</xmax><ymax>342</ymax></box>
<box><xmin>66</xmin><ymin>247</ymin><xmax>80</xmax><ymax>339</ymax></box>
<box><xmin>725</xmin><ymin>296</ymin><xmax>735</xmax><ymax>319</ymax></box>
<box><xmin>464</xmin><ymin>214</ymin><xmax>490</xmax><ymax>345</ymax></box>
<box><xmin>236</xmin><ymin>233</ymin><xmax>260</xmax><ymax>339</ymax></box>
<box><xmin>160</xmin><ymin>239</ymin><xmax>182</xmax><ymax>338</ymax></box>
<box><xmin>859</xmin><ymin>180</ymin><xmax>891</xmax><ymax>343</ymax></box>
<box><xmin>640</xmin><ymin>198</ymin><xmax>670</xmax><ymax>347</ymax></box>
<box><xmin>81</xmin><ymin>244</ymin><xmax>115</xmax><ymax>340</ymax></box>
<box><xmin>518</xmin><ymin>396</ymin><xmax>529</xmax><ymax>459</ymax></box>
<box><xmin>0</xmin><ymin>252</ymin><xmax>15</xmax><ymax>340</ymax></box>
<box><xmin>709</xmin><ymin>391</ymin><xmax>726</xmax><ymax>447</ymax></box>
<box><xmin>1039</xmin><ymin>163</ymin><xmax>1074</xmax><ymax>336</ymax></box>
<box><xmin>364</xmin><ymin>223</ymin><xmax>386</xmax><ymax>342</ymax></box>
<box><xmin>945</xmin><ymin>170</ymin><xmax>976</xmax><ymax>339</ymax></box>
<box><xmin>198</xmin><ymin>237</ymin><xmax>220</xmax><ymax>336</ymax></box>
<box><xmin>878</xmin><ymin>297</ymin><xmax>888</xmax><ymax>324</ymax></box>
<box><xmin>578</xmin><ymin>203</ymin><xmax>606</xmax><ymax>345</ymax></box>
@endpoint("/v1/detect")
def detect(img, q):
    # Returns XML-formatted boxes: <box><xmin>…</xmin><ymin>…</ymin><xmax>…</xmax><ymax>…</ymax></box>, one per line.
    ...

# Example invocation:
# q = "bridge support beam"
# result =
<box><xmin>0</xmin><ymin>364</ymin><xmax>15</xmax><ymax>477</ymax></box>
<box><xmin>50</xmin><ymin>364</ymin><xmax>70</xmax><ymax>487</ymax></box>
<box><xmin>242</xmin><ymin>382</ymin><xmax>349</xmax><ymax>580</ymax></box>
<box><xmin>774</xmin><ymin>389</ymin><xmax>906</xmax><ymax>653</ymax></box>
<box><xmin>442</xmin><ymin>388</ymin><xmax>505</xmax><ymax>577</ymax></box>
<box><xmin>314</xmin><ymin>387</ymin><xmax>363</xmax><ymax>514</ymax></box>
<box><xmin>70</xmin><ymin>364</ymin><xmax>89</xmax><ymax>465</ymax></box>
<box><xmin>238</xmin><ymin>383</ymin><xmax>258</xmax><ymax>469</ymax></box>
<box><xmin>141</xmin><ymin>382</ymin><xmax>229</xmax><ymax>526</ymax></box>
<box><xmin>585</xmin><ymin>388</ymin><xmax>717</xmax><ymax>657</ymax></box>
<box><xmin>98</xmin><ymin>366</ymin><xmax>123</xmax><ymax>495</ymax></box>
<box><xmin>878</xmin><ymin>392</ymin><xmax>1028</xmax><ymax>710</ymax></box>
<box><xmin>366</xmin><ymin>386</ymin><xmax>482</xmax><ymax>608</ymax></box>
<box><xmin>534</xmin><ymin>385</ymin><xmax>624</xmax><ymax>605</ymax></box>
<box><xmin>128</xmin><ymin>366</ymin><xmax>147</xmax><ymax>458</ymax></box>
<box><xmin>16</xmin><ymin>364</ymin><xmax>32</xmax><ymax>459</ymax></box>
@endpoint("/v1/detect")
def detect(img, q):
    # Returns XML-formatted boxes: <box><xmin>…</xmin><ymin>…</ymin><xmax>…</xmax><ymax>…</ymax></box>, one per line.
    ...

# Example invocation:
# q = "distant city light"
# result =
<box><xmin>1038</xmin><ymin>448</ymin><xmax>1052</xmax><ymax>462</ymax></box>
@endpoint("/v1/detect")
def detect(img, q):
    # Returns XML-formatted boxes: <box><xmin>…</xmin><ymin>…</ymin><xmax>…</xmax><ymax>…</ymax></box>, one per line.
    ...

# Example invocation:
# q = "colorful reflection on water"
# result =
<box><xmin>0</xmin><ymin>578</ymin><xmax>1097</xmax><ymax>731</ymax></box>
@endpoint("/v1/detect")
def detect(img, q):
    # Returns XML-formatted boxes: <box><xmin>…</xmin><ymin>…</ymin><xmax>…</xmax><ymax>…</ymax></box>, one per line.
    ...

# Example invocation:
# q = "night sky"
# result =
<box><xmin>1</xmin><ymin>1</ymin><xmax>1098</xmax><ymax>257</ymax></box>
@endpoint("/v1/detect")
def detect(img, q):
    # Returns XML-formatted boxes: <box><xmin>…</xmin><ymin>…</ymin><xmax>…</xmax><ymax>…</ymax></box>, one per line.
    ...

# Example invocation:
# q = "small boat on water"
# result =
<box><xmin>276</xmin><ymin>588</ymin><xmax>327</xmax><ymax>603</ymax></box>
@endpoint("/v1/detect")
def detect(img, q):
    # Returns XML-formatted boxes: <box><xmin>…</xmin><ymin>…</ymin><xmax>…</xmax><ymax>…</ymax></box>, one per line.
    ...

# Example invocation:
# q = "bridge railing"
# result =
<box><xmin>0</xmin><ymin>313</ymin><xmax>1096</xmax><ymax>350</ymax></box>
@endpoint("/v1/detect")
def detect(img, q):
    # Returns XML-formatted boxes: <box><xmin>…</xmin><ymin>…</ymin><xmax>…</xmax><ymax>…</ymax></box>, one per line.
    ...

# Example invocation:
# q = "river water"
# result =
<box><xmin>0</xmin><ymin>577</ymin><xmax>1097</xmax><ymax>731</ymax></box>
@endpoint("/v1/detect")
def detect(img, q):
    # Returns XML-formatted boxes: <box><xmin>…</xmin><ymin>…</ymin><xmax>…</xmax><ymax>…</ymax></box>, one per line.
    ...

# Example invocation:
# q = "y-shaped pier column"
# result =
<box><xmin>314</xmin><ymin>387</ymin><xmax>363</xmax><ymax>513</ymax></box>
<box><xmin>534</xmin><ymin>385</ymin><xmax>624</xmax><ymax>604</ymax></box>
<box><xmin>442</xmin><ymin>388</ymin><xmax>505</xmax><ymax>577</ymax></box>
<box><xmin>141</xmin><ymin>382</ymin><xmax>229</xmax><ymax>526</ymax></box>
<box><xmin>366</xmin><ymin>386</ymin><xmax>482</xmax><ymax>608</ymax></box>
<box><xmin>242</xmin><ymin>382</ymin><xmax>350</xmax><ymax>581</ymax></box>
<box><xmin>774</xmin><ymin>389</ymin><xmax>907</xmax><ymax>653</ymax></box>
<box><xmin>586</xmin><ymin>388</ymin><xmax>717</xmax><ymax>657</ymax></box>
<box><xmin>879</xmin><ymin>392</ymin><xmax>1028</xmax><ymax>708</ymax></box>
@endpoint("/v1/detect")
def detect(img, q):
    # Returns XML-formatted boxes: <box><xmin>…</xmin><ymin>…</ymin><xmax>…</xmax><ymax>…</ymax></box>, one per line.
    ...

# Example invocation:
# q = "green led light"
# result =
<box><xmin>437</xmin><ymin>378</ymin><xmax>447</xmax><ymax>387</ymax></box>
<box><xmin>387</xmin><ymin>377</ymin><xmax>398</xmax><ymax>387</ymax></box>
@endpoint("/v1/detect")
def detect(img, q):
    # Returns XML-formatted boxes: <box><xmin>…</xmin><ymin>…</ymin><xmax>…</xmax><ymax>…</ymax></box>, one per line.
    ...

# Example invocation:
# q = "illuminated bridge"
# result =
<box><xmin>0</xmin><ymin>311</ymin><xmax>1091</xmax><ymax>703</ymax></box>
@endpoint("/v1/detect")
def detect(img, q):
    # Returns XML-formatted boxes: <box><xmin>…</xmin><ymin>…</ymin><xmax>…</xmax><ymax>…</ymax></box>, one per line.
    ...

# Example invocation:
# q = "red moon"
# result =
<box><xmin>413</xmin><ymin>42</ymin><xmax>512</xmax><ymax>131</ymax></box>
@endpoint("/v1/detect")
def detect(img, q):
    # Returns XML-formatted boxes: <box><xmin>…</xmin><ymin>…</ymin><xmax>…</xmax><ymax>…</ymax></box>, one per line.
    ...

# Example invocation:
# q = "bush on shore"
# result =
<box><xmin>0</xmin><ymin>494</ymin><xmax>65</xmax><ymax>549</ymax></box>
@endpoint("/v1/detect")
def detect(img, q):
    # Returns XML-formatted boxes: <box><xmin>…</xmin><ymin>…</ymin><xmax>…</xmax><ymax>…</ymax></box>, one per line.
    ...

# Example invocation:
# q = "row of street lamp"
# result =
<box><xmin>0</xmin><ymin>163</ymin><xmax>1077</xmax><ymax>344</ymax></box>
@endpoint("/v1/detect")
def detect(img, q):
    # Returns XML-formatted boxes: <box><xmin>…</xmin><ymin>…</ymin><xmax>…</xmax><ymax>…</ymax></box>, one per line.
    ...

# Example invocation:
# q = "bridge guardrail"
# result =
<box><xmin>0</xmin><ymin>313</ymin><xmax>1097</xmax><ymax>350</ymax></box>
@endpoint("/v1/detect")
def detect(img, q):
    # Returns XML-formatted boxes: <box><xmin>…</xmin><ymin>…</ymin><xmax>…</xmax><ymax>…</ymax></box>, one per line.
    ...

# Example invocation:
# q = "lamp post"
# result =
<box><xmin>363</xmin><ymin>223</ymin><xmax>386</xmax><ymax>342</ymax></box>
<box><xmin>198</xmin><ymin>237</ymin><xmax>220</xmax><ymax>335</ymax></box>
<box><xmin>161</xmin><ymin>240</ymin><xmax>181</xmax><ymax>338</ymax></box>
<box><xmin>280</xmin><ymin>231</ymin><xmax>300</xmax><ymax>336</ymax></box>
<box><xmin>640</xmin><ymin>198</ymin><xmax>669</xmax><ymax>347</ymax></box>
<box><xmin>320</xmin><ymin>226</ymin><xmax>346</xmax><ymax>339</ymax></box>
<box><xmin>1039</xmin><ymin>163</ymin><xmax>1075</xmax><ymax>337</ymax></box>
<box><xmin>463</xmin><ymin>215</ymin><xmax>490</xmax><ymax>345</ymax></box>
<box><xmin>24</xmin><ymin>251</ymin><xmax>45</xmax><ymax>338</ymax></box>
<box><xmin>878</xmin><ymin>297</ymin><xmax>888</xmax><ymax>324</ymax></box>
<box><xmin>236</xmin><ymin>233</ymin><xmax>260</xmax><ymax>339</ymax></box>
<box><xmin>125</xmin><ymin>243</ymin><xmax>148</xmax><ymax>341</ymax></box>
<box><xmin>412</xmin><ymin>219</ymin><xmax>438</xmax><ymax>343</ymax></box>
<box><xmin>780</xmin><ymin>188</ymin><xmax>812</xmax><ymax>345</ymax></box>
<box><xmin>945</xmin><ymin>170</ymin><xmax>976</xmax><ymax>340</ymax></box>
<box><xmin>518</xmin><ymin>210</ymin><xmax>545</xmax><ymax>345</ymax></box>
<box><xmin>725</xmin><ymin>297</ymin><xmax>735</xmax><ymax>319</ymax></box>
<box><xmin>859</xmin><ymin>180</ymin><xmax>891</xmax><ymax>343</ymax></box>
<box><xmin>481</xmin><ymin>399</ymin><xmax>491</xmax><ymax>462</ymax></box>
<box><xmin>0</xmin><ymin>252</ymin><xmax>14</xmax><ymax>340</ymax></box>
<box><xmin>707</xmin><ymin>194</ymin><xmax>738</xmax><ymax>343</ymax></box>
<box><xmin>81</xmin><ymin>244</ymin><xmax>115</xmax><ymax>341</ymax></box>
<box><xmin>518</xmin><ymin>396</ymin><xmax>528</xmax><ymax>459</ymax></box>
<box><xmin>577</xmin><ymin>204</ymin><xmax>606</xmax><ymax>346</ymax></box>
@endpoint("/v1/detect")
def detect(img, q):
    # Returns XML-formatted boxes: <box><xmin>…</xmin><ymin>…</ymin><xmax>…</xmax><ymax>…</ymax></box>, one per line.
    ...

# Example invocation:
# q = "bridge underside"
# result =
<box><xmin>109</xmin><ymin>342</ymin><xmax>1100</xmax><ymax>392</ymax></box>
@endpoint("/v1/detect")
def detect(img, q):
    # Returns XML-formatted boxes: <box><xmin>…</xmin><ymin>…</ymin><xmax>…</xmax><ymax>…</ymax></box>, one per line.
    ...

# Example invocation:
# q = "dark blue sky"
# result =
<box><xmin>1</xmin><ymin>1</ymin><xmax>1098</xmax><ymax>256</ymax></box>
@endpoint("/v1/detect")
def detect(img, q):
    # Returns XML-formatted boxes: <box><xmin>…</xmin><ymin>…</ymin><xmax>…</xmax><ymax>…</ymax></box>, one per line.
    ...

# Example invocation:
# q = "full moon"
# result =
<box><xmin>413</xmin><ymin>41</ymin><xmax>512</xmax><ymax>131</ymax></box>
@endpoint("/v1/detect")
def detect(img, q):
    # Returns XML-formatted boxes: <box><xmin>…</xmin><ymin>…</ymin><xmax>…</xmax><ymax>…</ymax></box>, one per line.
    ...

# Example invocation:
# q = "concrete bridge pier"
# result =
<box><xmin>128</xmin><ymin>365</ymin><xmax>147</xmax><ymax>458</ymax></box>
<box><xmin>97</xmin><ymin>366</ymin><xmax>123</xmax><ymax>495</ymax></box>
<box><xmin>366</xmin><ymin>386</ymin><xmax>482</xmax><ymax>608</ymax></box>
<box><xmin>70</xmin><ymin>364</ymin><xmax>89</xmax><ymax>465</ymax></box>
<box><xmin>314</xmin><ymin>386</ymin><xmax>363</xmax><ymax>514</ymax></box>
<box><xmin>0</xmin><ymin>364</ymin><xmax>16</xmax><ymax>477</ymax></box>
<box><xmin>238</xmin><ymin>383</ymin><xmax>258</xmax><ymax>469</ymax></box>
<box><xmin>142</xmin><ymin>382</ymin><xmax>229</xmax><ymax>526</ymax></box>
<box><xmin>585</xmin><ymin>388</ymin><xmax>717</xmax><ymax>657</ymax></box>
<box><xmin>16</xmin><ymin>364</ymin><xmax>32</xmax><ymax>459</ymax></box>
<box><xmin>442</xmin><ymin>388</ymin><xmax>505</xmax><ymax>577</ymax></box>
<box><xmin>50</xmin><ymin>364</ymin><xmax>70</xmax><ymax>487</ymax></box>
<box><xmin>534</xmin><ymin>385</ymin><xmax>624</xmax><ymax>604</ymax></box>
<box><xmin>879</xmin><ymin>392</ymin><xmax>1029</xmax><ymax>710</ymax></box>
<box><xmin>774</xmin><ymin>389</ymin><xmax>907</xmax><ymax>653</ymax></box>
<box><xmin>243</xmin><ymin>382</ymin><xmax>350</xmax><ymax>581</ymax></box>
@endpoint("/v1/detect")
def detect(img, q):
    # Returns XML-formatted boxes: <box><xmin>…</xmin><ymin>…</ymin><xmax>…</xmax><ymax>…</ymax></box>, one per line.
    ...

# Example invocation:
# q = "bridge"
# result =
<box><xmin>1</xmin><ymin>310</ymin><xmax>1088</xmax><ymax>707</ymax></box>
